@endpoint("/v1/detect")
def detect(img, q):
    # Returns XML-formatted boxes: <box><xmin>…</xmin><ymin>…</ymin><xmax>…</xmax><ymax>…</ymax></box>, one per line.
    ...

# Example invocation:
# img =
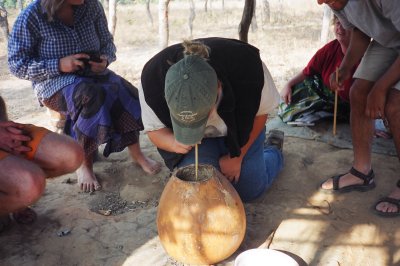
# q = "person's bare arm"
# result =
<box><xmin>147</xmin><ymin>127</ymin><xmax>193</xmax><ymax>154</ymax></box>
<box><xmin>219</xmin><ymin>114</ymin><xmax>268</xmax><ymax>183</ymax></box>
<box><xmin>331</xmin><ymin>28</ymin><xmax>371</xmax><ymax>90</ymax></box>
<box><xmin>281</xmin><ymin>72</ymin><xmax>306</xmax><ymax>104</ymax></box>
<box><xmin>367</xmin><ymin>55</ymin><xmax>400</xmax><ymax>119</ymax></box>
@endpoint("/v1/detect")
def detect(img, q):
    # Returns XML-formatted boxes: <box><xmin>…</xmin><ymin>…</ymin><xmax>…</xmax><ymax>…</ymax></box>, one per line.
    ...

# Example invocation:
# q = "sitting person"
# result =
<box><xmin>0</xmin><ymin>95</ymin><xmax>83</xmax><ymax>231</ymax></box>
<box><xmin>7</xmin><ymin>0</ymin><xmax>162</xmax><ymax>192</ymax></box>
<box><xmin>140</xmin><ymin>38</ymin><xmax>284</xmax><ymax>202</ymax></box>
<box><xmin>279</xmin><ymin>15</ymin><xmax>354</xmax><ymax>124</ymax></box>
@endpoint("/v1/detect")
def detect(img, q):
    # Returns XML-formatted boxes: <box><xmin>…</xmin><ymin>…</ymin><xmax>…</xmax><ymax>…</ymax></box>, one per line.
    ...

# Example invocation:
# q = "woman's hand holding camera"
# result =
<box><xmin>59</xmin><ymin>53</ymin><xmax>108</xmax><ymax>74</ymax></box>
<box><xmin>59</xmin><ymin>54</ymin><xmax>89</xmax><ymax>73</ymax></box>
<box><xmin>89</xmin><ymin>55</ymin><xmax>108</xmax><ymax>73</ymax></box>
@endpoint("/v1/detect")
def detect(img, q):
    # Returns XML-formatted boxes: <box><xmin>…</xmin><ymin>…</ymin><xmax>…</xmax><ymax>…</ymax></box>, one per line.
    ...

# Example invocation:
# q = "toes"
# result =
<box><xmin>94</xmin><ymin>182</ymin><xmax>102</xmax><ymax>191</ymax></box>
<box><xmin>140</xmin><ymin>159</ymin><xmax>163</xmax><ymax>175</ymax></box>
<box><xmin>150</xmin><ymin>162</ymin><xmax>162</xmax><ymax>175</ymax></box>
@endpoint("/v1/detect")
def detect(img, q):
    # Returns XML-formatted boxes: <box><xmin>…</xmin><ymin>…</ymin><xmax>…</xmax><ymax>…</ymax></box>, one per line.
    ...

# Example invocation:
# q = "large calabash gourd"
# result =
<box><xmin>157</xmin><ymin>164</ymin><xmax>246</xmax><ymax>265</ymax></box>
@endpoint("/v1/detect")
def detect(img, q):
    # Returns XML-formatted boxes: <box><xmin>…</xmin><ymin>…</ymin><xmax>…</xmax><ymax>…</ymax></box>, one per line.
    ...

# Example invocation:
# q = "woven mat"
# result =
<box><xmin>266</xmin><ymin>116</ymin><xmax>396</xmax><ymax>156</ymax></box>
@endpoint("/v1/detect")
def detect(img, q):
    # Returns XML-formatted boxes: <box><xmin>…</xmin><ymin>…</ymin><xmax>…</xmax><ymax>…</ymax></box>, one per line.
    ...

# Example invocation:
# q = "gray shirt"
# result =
<box><xmin>333</xmin><ymin>0</ymin><xmax>400</xmax><ymax>53</ymax></box>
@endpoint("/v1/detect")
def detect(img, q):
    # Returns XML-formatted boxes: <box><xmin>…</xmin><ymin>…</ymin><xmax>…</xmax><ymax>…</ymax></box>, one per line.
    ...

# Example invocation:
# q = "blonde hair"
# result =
<box><xmin>182</xmin><ymin>40</ymin><xmax>210</xmax><ymax>59</ymax></box>
<box><xmin>41</xmin><ymin>0</ymin><xmax>66</xmax><ymax>21</ymax></box>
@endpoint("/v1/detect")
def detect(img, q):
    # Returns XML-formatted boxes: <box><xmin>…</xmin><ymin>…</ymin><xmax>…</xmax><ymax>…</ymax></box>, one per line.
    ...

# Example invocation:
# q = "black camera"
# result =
<box><xmin>76</xmin><ymin>51</ymin><xmax>102</xmax><ymax>76</ymax></box>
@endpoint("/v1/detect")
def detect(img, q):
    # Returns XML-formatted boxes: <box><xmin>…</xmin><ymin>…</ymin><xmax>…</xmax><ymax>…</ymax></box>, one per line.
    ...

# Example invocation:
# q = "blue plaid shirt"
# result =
<box><xmin>8</xmin><ymin>0</ymin><xmax>116</xmax><ymax>99</ymax></box>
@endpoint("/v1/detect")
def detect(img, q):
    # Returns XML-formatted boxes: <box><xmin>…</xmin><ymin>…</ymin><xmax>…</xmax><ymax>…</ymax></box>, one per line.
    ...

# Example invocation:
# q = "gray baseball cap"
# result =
<box><xmin>165</xmin><ymin>55</ymin><xmax>218</xmax><ymax>145</ymax></box>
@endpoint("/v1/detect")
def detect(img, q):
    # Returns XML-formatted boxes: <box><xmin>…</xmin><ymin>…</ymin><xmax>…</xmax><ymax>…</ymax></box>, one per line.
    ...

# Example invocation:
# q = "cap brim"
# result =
<box><xmin>171</xmin><ymin>116</ymin><xmax>208</xmax><ymax>146</ymax></box>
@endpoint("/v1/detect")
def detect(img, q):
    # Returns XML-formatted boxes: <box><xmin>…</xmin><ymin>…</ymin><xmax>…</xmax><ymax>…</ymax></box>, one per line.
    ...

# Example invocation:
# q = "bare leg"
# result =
<box><xmin>34</xmin><ymin>132</ymin><xmax>83</xmax><ymax>177</ymax></box>
<box><xmin>128</xmin><ymin>140</ymin><xmax>162</xmax><ymax>175</ymax></box>
<box><xmin>76</xmin><ymin>152</ymin><xmax>101</xmax><ymax>192</ymax></box>
<box><xmin>321</xmin><ymin>79</ymin><xmax>375</xmax><ymax>189</ymax></box>
<box><xmin>375</xmin><ymin>89</ymin><xmax>400</xmax><ymax>213</ymax></box>
<box><xmin>0</xmin><ymin>156</ymin><xmax>46</xmax><ymax>216</ymax></box>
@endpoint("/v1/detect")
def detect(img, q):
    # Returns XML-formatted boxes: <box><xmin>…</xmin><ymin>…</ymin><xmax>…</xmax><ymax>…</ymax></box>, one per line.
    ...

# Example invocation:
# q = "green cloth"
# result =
<box><xmin>278</xmin><ymin>75</ymin><xmax>349</xmax><ymax>123</ymax></box>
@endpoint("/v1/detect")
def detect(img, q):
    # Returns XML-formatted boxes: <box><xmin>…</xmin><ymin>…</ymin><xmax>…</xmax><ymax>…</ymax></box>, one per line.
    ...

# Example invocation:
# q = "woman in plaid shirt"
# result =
<box><xmin>8</xmin><ymin>0</ymin><xmax>161</xmax><ymax>192</ymax></box>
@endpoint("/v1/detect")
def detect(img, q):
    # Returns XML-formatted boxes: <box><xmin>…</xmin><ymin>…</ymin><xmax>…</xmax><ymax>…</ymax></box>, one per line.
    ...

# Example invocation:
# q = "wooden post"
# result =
<box><xmin>333</xmin><ymin>67</ymin><xmax>339</xmax><ymax>136</ymax></box>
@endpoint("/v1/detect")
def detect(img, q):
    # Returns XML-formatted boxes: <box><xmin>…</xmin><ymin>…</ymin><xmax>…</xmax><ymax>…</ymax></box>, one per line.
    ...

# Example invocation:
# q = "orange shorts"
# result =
<box><xmin>0</xmin><ymin>124</ymin><xmax>50</xmax><ymax>161</ymax></box>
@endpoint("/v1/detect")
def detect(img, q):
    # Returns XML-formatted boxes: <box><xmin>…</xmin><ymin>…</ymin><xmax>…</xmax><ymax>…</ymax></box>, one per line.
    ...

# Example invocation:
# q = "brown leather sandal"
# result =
<box><xmin>319</xmin><ymin>167</ymin><xmax>376</xmax><ymax>193</ymax></box>
<box><xmin>372</xmin><ymin>180</ymin><xmax>400</xmax><ymax>218</ymax></box>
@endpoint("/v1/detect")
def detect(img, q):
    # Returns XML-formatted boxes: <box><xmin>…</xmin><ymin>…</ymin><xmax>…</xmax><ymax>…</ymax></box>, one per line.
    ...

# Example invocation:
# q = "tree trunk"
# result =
<box><xmin>0</xmin><ymin>6</ymin><xmax>9</xmax><ymax>40</ymax></box>
<box><xmin>108</xmin><ymin>0</ymin><xmax>117</xmax><ymax>36</ymax></box>
<box><xmin>146</xmin><ymin>0</ymin><xmax>154</xmax><ymax>28</ymax></box>
<box><xmin>261</xmin><ymin>0</ymin><xmax>270</xmax><ymax>25</ymax></box>
<box><xmin>238</xmin><ymin>0</ymin><xmax>255</xmax><ymax>43</ymax></box>
<box><xmin>221</xmin><ymin>0</ymin><xmax>224</xmax><ymax>11</ymax></box>
<box><xmin>158</xmin><ymin>0</ymin><xmax>170</xmax><ymax>49</ymax></box>
<box><xmin>276</xmin><ymin>0</ymin><xmax>283</xmax><ymax>23</ymax></box>
<box><xmin>204</xmin><ymin>0</ymin><xmax>208</xmax><ymax>12</ymax></box>
<box><xmin>188</xmin><ymin>0</ymin><xmax>195</xmax><ymax>38</ymax></box>
<box><xmin>250</xmin><ymin>0</ymin><xmax>257</xmax><ymax>32</ymax></box>
<box><xmin>320</xmin><ymin>5</ymin><xmax>332</xmax><ymax>44</ymax></box>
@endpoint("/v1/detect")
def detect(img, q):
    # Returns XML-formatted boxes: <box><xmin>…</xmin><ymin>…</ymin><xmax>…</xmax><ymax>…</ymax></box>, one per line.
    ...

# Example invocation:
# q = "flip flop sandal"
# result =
<box><xmin>372</xmin><ymin>180</ymin><xmax>400</xmax><ymax>218</ymax></box>
<box><xmin>319</xmin><ymin>167</ymin><xmax>376</xmax><ymax>193</ymax></box>
<box><xmin>10</xmin><ymin>207</ymin><xmax>37</xmax><ymax>225</ymax></box>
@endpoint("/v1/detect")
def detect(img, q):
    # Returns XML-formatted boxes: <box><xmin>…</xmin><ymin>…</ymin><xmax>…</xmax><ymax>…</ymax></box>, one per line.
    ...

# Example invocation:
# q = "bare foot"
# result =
<box><xmin>76</xmin><ymin>166</ymin><xmax>101</xmax><ymax>192</ymax></box>
<box><xmin>375</xmin><ymin>186</ymin><xmax>400</xmax><ymax>214</ymax></box>
<box><xmin>136</xmin><ymin>156</ymin><xmax>162</xmax><ymax>175</ymax></box>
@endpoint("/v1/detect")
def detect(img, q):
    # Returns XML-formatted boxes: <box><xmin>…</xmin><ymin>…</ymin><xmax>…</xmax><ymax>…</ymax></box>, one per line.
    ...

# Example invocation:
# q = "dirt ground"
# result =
<box><xmin>0</xmin><ymin>1</ymin><xmax>399</xmax><ymax>265</ymax></box>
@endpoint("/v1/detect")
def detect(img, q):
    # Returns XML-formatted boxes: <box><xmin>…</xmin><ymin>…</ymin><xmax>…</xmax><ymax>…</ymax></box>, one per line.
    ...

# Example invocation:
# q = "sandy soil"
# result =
<box><xmin>0</xmin><ymin>1</ymin><xmax>399</xmax><ymax>265</ymax></box>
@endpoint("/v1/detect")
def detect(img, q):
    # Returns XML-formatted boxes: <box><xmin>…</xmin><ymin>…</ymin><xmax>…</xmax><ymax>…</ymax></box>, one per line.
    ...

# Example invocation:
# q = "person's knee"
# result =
<box><xmin>234</xmin><ymin>174</ymin><xmax>268</xmax><ymax>202</ymax></box>
<box><xmin>349</xmin><ymin>81</ymin><xmax>369</xmax><ymax>107</ymax></box>
<box><xmin>56</xmin><ymin>139</ymin><xmax>84</xmax><ymax>173</ymax></box>
<box><xmin>385</xmin><ymin>90</ymin><xmax>400</xmax><ymax>120</ymax></box>
<box><xmin>19</xmin><ymin>168</ymin><xmax>46</xmax><ymax>206</ymax></box>
<box><xmin>64</xmin><ymin>141</ymin><xmax>84</xmax><ymax>172</ymax></box>
<box><xmin>43</xmin><ymin>133</ymin><xmax>84</xmax><ymax>174</ymax></box>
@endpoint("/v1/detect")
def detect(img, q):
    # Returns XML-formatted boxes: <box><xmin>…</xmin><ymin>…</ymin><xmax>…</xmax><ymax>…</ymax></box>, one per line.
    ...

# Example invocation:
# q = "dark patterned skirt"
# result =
<box><xmin>278</xmin><ymin>75</ymin><xmax>349</xmax><ymax>123</ymax></box>
<box><xmin>42</xmin><ymin>71</ymin><xmax>143</xmax><ymax>157</ymax></box>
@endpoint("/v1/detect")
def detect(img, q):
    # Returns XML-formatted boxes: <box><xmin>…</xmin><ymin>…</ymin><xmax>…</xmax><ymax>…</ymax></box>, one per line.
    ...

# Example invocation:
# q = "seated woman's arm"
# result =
<box><xmin>8</xmin><ymin>13</ymin><xmax>61</xmax><ymax>82</ymax></box>
<box><xmin>94</xmin><ymin>0</ymin><xmax>116</xmax><ymax>64</ymax></box>
<box><xmin>281</xmin><ymin>72</ymin><xmax>307</xmax><ymax>104</ymax></box>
